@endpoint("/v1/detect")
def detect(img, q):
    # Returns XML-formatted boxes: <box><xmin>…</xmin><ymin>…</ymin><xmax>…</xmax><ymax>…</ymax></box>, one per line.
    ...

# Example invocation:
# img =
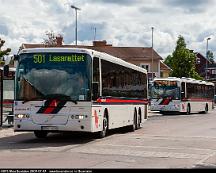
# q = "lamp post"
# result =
<box><xmin>205</xmin><ymin>37</ymin><xmax>211</xmax><ymax>80</ymax></box>
<box><xmin>151</xmin><ymin>27</ymin><xmax>154</xmax><ymax>81</ymax></box>
<box><xmin>71</xmin><ymin>5</ymin><xmax>81</xmax><ymax>45</ymax></box>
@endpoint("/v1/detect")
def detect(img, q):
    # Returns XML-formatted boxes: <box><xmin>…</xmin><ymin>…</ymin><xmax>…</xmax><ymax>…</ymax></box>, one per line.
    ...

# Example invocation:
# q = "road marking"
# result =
<box><xmin>195</xmin><ymin>152</ymin><xmax>216</xmax><ymax>166</ymax></box>
<box><xmin>70</xmin><ymin>147</ymin><xmax>207</xmax><ymax>160</ymax></box>
<box><xmin>19</xmin><ymin>145</ymin><xmax>79</xmax><ymax>152</ymax></box>
<box><xmin>128</xmin><ymin>134</ymin><xmax>216</xmax><ymax>141</ymax></box>
<box><xmin>95</xmin><ymin>143</ymin><xmax>216</xmax><ymax>153</ymax></box>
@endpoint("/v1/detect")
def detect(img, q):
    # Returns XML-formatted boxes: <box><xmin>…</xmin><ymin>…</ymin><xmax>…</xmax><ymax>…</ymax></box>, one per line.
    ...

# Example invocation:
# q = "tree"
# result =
<box><xmin>43</xmin><ymin>31</ymin><xmax>57</xmax><ymax>47</ymax></box>
<box><xmin>164</xmin><ymin>55</ymin><xmax>173</xmax><ymax>68</ymax></box>
<box><xmin>207</xmin><ymin>50</ymin><xmax>214</xmax><ymax>64</ymax></box>
<box><xmin>0</xmin><ymin>38</ymin><xmax>11</xmax><ymax>61</ymax></box>
<box><xmin>164</xmin><ymin>35</ymin><xmax>202</xmax><ymax>80</ymax></box>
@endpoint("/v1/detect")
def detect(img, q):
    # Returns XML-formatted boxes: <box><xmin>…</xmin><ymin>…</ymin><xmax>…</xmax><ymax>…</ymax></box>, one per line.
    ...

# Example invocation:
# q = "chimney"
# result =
<box><xmin>56</xmin><ymin>35</ymin><xmax>63</xmax><ymax>46</ymax></box>
<box><xmin>93</xmin><ymin>40</ymin><xmax>112</xmax><ymax>47</ymax></box>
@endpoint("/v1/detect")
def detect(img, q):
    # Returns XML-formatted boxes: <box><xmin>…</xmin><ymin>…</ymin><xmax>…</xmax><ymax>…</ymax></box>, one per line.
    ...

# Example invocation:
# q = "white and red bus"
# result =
<box><xmin>13</xmin><ymin>48</ymin><xmax>148</xmax><ymax>138</ymax></box>
<box><xmin>150</xmin><ymin>77</ymin><xmax>215</xmax><ymax>114</ymax></box>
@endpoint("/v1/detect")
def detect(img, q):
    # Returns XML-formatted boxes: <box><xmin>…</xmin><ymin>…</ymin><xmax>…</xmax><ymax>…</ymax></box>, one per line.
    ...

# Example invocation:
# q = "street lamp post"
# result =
<box><xmin>151</xmin><ymin>27</ymin><xmax>154</xmax><ymax>81</ymax></box>
<box><xmin>205</xmin><ymin>37</ymin><xmax>211</xmax><ymax>80</ymax></box>
<box><xmin>71</xmin><ymin>5</ymin><xmax>81</xmax><ymax>45</ymax></box>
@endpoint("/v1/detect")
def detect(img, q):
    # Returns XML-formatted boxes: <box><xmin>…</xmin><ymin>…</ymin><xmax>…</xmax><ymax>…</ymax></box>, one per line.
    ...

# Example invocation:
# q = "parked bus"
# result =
<box><xmin>150</xmin><ymin>77</ymin><xmax>215</xmax><ymax>114</ymax></box>
<box><xmin>13</xmin><ymin>48</ymin><xmax>148</xmax><ymax>138</ymax></box>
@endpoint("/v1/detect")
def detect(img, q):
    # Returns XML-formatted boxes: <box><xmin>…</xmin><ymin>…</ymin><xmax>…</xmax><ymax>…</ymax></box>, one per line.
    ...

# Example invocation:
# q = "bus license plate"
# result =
<box><xmin>41</xmin><ymin>126</ymin><xmax>58</xmax><ymax>131</ymax></box>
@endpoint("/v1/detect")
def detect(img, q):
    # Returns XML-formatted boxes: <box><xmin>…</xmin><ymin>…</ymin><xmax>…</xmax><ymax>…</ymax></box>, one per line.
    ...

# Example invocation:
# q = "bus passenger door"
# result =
<box><xmin>92</xmin><ymin>57</ymin><xmax>101</xmax><ymax>101</ymax></box>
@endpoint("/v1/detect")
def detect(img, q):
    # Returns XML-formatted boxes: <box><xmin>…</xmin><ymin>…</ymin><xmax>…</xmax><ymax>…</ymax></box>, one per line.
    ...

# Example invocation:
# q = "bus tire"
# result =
<box><xmin>98</xmin><ymin>115</ymin><xmax>108</xmax><ymax>138</ymax></box>
<box><xmin>204</xmin><ymin>104</ymin><xmax>208</xmax><ymax>114</ymax></box>
<box><xmin>137</xmin><ymin>111</ymin><xmax>142</xmax><ymax>129</ymax></box>
<box><xmin>129</xmin><ymin>110</ymin><xmax>137</xmax><ymax>131</ymax></box>
<box><xmin>34</xmin><ymin>131</ymin><xmax>48</xmax><ymax>138</ymax></box>
<box><xmin>186</xmin><ymin>104</ymin><xmax>191</xmax><ymax>115</ymax></box>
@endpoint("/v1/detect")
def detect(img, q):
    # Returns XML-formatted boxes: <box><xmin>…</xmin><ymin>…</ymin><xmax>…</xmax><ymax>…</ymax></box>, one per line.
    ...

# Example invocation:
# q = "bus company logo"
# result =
<box><xmin>182</xmin><ymin>104</ymin><xmax>185</xmax><ymax>110</ymax></box>
<box><xmin>94</xmin><ymin>110</ymin><xmax>99</xmax><ymax>128</ymax></box>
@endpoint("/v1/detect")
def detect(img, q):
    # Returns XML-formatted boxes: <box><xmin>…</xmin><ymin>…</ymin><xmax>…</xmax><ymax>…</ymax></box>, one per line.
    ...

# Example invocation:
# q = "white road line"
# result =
<box><xmin>128</xmin><ymin>135</ymin><xmax>216</xmax><ymax>141</ymax></box>
<box><xmin>19</xmin><ymin>145</ymin><xmax>79</xmax><ymax>152</ymax></box>
<box><xmin>196</xmin><ymin>152</ymin><xmax>216</xmax><ymax>166</ymax></box>
<box><xmin>71</xmin><ymin>147</ymin><xmax>206</xmax><ymax>160</ymax></box>
<box><xmin>95</xmin><ymin>143</ymin><xmax>216</xmax><ymax>153</ymax></box>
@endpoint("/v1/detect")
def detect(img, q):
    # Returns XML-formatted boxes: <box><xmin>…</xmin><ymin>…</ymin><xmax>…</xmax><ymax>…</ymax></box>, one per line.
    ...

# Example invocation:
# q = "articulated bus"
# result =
<box><xmin>13</xmin><ymin>48</ymin><xmax>148</xmax><ymax>138</ymax></box>
<box><xmin>150</xmin><ymin>77</ymin><xmax>215</xmax><ymax>114</ymax></box>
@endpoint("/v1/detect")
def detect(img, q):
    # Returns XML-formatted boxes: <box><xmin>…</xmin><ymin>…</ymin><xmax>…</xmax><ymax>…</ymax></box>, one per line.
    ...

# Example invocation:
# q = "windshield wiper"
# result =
<box><xmin>43</xmin><ymin>94</ymin><xmax>78</xmax><ymax>104</ymax></box>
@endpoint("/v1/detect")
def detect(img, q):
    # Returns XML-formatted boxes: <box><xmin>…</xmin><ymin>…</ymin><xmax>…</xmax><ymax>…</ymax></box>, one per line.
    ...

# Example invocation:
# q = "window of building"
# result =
<box><xmin>140</xmin><ymin>64</ymin><xmax>149</xmax><ymax>72</ymax></box>
<box><xmin>196</xmin><ymin>57</ymin><xmax>200</xmax><ymax>64</ymax></box>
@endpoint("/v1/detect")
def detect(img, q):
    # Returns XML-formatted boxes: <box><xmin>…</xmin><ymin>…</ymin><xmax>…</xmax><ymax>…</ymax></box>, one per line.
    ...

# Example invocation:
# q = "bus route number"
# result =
<box><xmin>33</xmin><ymin>54</ymin><xmax>45</xmax><ymax>64</ymax></box>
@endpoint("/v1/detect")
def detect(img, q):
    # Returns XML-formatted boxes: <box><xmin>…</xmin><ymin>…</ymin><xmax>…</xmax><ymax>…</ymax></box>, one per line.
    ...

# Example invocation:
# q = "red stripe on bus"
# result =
<box><xmin>96</xmin><ymin>98</ymin><xmax>149</xmax><ymax>104</ymax></box>
<box><xmin>44</xmin><ymin>99</ymin><xmax>59</xmax><ymax>114</ymax></box>
<box><xmin>161</xmin><ymin>99</ymin><xmax>171</xmax><ymax>105</ymax></box>
<box><xmin>182</xmin><ymin>98</ymin><xmax>213</xmax><ymax>102</ymax></box>
<box><xmin>1</xmin><ymin>101</ymin><xmax>14</xmax><ymax>104</ymax></box>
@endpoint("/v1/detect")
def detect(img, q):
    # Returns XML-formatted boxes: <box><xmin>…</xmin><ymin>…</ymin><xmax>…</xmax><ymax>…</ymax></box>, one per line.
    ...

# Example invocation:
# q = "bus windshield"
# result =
<box><xmin>16</xmin><ymin>52</ymin><xmax>92</xmax><ymax>101</ymax></box>
<box><xmin>151</xmin><ymin>80</ymin><xmax>180</xmax><ymax>99</ymax></box>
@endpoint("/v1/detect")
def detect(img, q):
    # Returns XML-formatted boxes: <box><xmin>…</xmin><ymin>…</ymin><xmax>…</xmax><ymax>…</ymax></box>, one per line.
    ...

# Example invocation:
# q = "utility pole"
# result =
<box><xmin>71</xmin><ymin>5</ymin><xmax>81</xmax><ymax>45</ymax></box>
<box><xmin>92</xmin><ymin>27</ymin><xmax>97</xmax><ymax>41</ymax></box>
<box><xmin>94</xmin><ymin>27</ymin><xmax>97</xmax><ymax>41</ymax></box>
<box><xmin>151</xmin><ymin>27</ymin><xmax>154</xmax><ymax>81</ymax></box>
<box><xmin>205</xmin><ymin>37</ymin><xmax>211</xmax><ymax>80</ymax></box>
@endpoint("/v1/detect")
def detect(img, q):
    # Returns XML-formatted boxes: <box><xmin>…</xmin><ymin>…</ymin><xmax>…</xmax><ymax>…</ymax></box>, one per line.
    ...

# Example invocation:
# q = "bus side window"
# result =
<box><xmin>92</xmin><ymin>57</ymin><xmax>100</xmax><ymax>101</ymax></box>
<box><xmin>181</xmin><ymin>82</ymin><xmax>185</xmax><ymax>99</ymax></box>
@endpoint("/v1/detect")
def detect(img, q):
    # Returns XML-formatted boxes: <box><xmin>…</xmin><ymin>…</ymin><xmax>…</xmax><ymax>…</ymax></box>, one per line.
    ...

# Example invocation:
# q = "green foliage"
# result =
<box><xmin>164</xmin><ymin>35</ymin><xmax>203</xmax><ymax>80</ymax></box>
<box><xmin>0</xmin><ymin>38</ymin><xmax>11</xmax><ymax>60</ymax></box>
<box><xmin>164</xmin><ymin>55</ymin><xmax>173</xmax><ymax>68</ymax></box>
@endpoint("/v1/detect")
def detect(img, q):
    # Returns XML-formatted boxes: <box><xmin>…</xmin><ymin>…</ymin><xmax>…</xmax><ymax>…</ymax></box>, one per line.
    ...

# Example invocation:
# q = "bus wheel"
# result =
<box><xmin>137</xmin><ymin>114</ymin><xmax>141</xmax><ymax>129</ymax></box>
<box><xmin>186</xmin><ymin>104</ymin><xmax>191</xmax><ymax>115</ymax></box>
<box><xmin>34</xmin><ymin>131</ymin><xmax>48</xmax><ymax>138</ymax></box>
<box><xmin>129</xmin><ymin>111</ymin><xmax>137</xmax><ymax>131</ymax></box>
<box><xmin>98</xmin><ymin>115</ymin><xmax>108</xmax><ymax>138</ymax></box>
<box><xmin>204</xmin><ymin>104</ymin><xmax>208</xmax><ymax>114</ymax></box>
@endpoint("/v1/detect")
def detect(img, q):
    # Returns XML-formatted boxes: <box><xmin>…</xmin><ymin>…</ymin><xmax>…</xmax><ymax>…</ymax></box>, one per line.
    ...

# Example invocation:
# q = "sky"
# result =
<box><xmin>0</xmin><ymin>0</ymin><xmax>216</xmax><ymax>59</ymax></box>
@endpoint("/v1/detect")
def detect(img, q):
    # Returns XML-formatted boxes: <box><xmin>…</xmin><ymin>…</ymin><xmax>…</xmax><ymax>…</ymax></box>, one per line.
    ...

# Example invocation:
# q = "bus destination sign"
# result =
<box><xmin>33</xmin><ymin>54</ymin><xmax>85</xmax><ymax>64</ymax></box>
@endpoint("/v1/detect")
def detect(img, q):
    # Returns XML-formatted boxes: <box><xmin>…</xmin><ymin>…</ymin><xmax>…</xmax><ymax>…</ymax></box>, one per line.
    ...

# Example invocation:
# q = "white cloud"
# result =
<box><xmin>0</xmin><ymin>0</ymin><xmax>216</xmax><ymax>60</ymax></box>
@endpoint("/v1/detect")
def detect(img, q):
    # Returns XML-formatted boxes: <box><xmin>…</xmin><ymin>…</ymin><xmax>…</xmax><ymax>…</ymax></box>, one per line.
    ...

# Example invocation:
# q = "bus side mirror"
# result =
<box><xmin>3</xmin><ymin>65</ymin><xmax>9</xmax><ymax>77</ymax></box>
<box><xmin>92</xmin><ymin>82</ymin><xmax>99</xmax><ymax>100</ymax></box>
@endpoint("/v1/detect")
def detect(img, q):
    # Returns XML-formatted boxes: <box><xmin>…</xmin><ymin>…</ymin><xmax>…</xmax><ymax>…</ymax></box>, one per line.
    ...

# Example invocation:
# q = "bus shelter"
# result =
<box><xmin>0</xmin><ymin>67</ymin><xmax>15</xmax><ymax>127</ymax></box>
<box><xmin>0</xmin><ymin>69</ymin><xmax>3</xmax><ymax>126</ymax></box>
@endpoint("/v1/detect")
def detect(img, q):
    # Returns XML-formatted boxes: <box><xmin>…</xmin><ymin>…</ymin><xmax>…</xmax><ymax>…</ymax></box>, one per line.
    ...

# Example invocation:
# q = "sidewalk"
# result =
<box><xmin>0</xmin><ymin>126</ymin><xmax>15</xmax><ymax>138</ymax></box>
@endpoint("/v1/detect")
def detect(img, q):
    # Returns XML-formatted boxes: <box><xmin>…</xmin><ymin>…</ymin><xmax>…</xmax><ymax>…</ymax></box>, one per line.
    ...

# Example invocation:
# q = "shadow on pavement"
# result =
<box><xmin>0</xmin><ymin>126</ymin><xmax>135</xmax><ymax>150</ymax></box>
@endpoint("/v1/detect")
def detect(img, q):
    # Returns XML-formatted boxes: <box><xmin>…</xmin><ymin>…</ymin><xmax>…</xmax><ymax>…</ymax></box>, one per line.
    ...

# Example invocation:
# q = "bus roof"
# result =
<box><xmin>153</xmin><ymin>77</ymin><xmax>214</xmax><ymax>86</ymax></box>
<box><xmin>19</xmin><ymin>47</ymin><xmax>147</xmax><ymax>74</ymax></box>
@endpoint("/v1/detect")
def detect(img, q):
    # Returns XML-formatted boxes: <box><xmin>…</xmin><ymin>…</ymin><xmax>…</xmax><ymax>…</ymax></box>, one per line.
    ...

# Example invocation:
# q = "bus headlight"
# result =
<box><xmin>15</xmin><ymin>114</ymin><xmax>30</xmax><ymax>119</ymax></box>
<box><xmin>71</xmin><ymin>115</ymin><xmax>86</xmax><ymax>119</ymax></box>
<box><xmin>79</xmin><ymin>115</ymin><xmax>84</xmax><ymax>120</ymax></box>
